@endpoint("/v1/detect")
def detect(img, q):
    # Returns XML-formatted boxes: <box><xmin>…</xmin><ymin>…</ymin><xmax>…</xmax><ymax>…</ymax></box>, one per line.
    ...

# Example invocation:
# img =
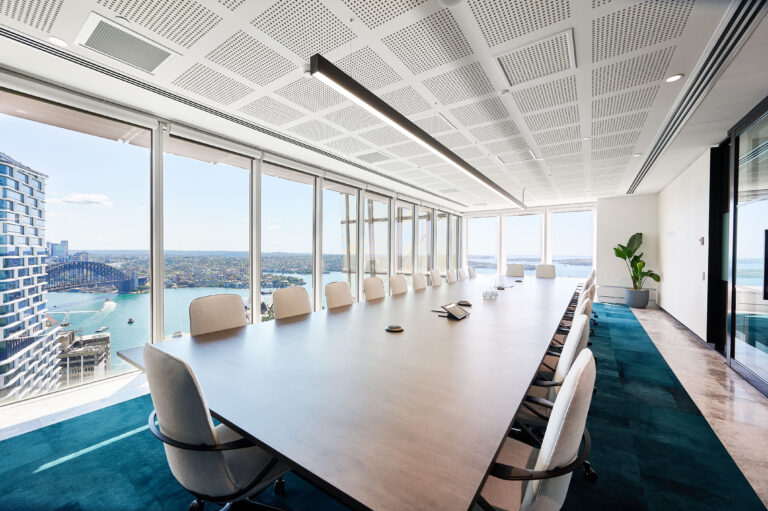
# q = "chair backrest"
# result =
<box><xmin>506</xmin><ymin>263</ymin><xmax>525</xmax><ymax>277</ymax></box>
<box><xmin>143</xmin><ymin>344</ymin><xmax>237</xmax><ymax>497</ymax></box>
<box><xmin>535</xmin><ymin>264</ymin><xmax>556</xmax><ymax>278</ymax></box>
<box><xmin>188</xmin><ymin>294</ymin><xmax>247</xmax><ymax>336</ymax></box>
<box><xmin>272</xmin><ymin>286</ymin><xmax>311</xmax><ymax>319</ymax></box>
<box><xmin>429</xmin><ymin>269</ymin><xmax>442</xmax><ymax>287</ymax></box>
<box><xmin>587</xmin><ymin>283</ymin><xmax>596</xmax><ymax>303</ymax></box>
<box><xmin>521</xmin><ymin>349</ymin><xmax>596</xmax><ymax>511</ymax></box>
<box><xmin>575</xmin><ymin>300</ymin><xmax>591</xmax><ymax>355</ymax></box>
<box><xmin>325</xmin><ymin>281</ymin><xmax>354</xmax><ymax>309</ymax></box>
<box><xmin>468</xmin><ymin>267</ymin><xmax>477</xmax><ymax>278</ymax></box>
<box><xmin>390</xmin><ymin>274</ymin><xmax>408</xmax><ymax>295</ymax></box>
<box><xmin>413</xmin><ymin>273</ymin><xmax>428</xmax><ymax>290</ymax></box>
<box><xmin>446</xmin><ymin>269</ymin><xmax>458</xmax><ymax>283</ymax></box>
<box><xmin>363</xmin><ymin>276</ymin><xmax>386</xmax><ymax>300</ymax></box>
<box><xmin>554</xmin><ymin>314</ymin><xmax>588</xmax><ymax>386</ymax></box>
<box><xmin>458</xmin><ymin>268</ymin><xmax>469</xmax><ymax>280</ymax></box>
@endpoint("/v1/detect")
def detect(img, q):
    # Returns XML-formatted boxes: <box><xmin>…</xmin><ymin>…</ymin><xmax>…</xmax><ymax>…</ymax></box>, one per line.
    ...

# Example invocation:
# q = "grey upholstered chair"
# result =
<box><xmin>188</xmin><ymin>294</ymin><xmax>247</xmax><ymax>336</ymax></box>
<box><xmin>429</xmin><ymin>269</ymin><xmax>442</xmax><ymax>287</ymax></box>
<box><xmin>143</xmin><ymin>344</ymin><xmax>290</xmax><ymax>511</ymax></box>
<box><xmin>390</xmin><ymin>274</ymin><xmax>408</xmax><ymax>295</ymax></box>
<box><xmin>325</xmin><ymin>281</ymin><xmax>354</xmax><ymax>309</ymax></box>
<box><xmin>363</xmin><ymin>276</ymin><xmax>386</xmax><ymax>301</ymax></box>
<box><xmin>535</xmin><ymin>264</ymin><xmax>556</xmax><ymax>278</ymax></box>
<box><xmin>467</xmin><ymin>267</ymin><xmax>477</xmax><ymax>278</ymax></box>
<box><xmin>506</xmin><ymin>264</ymin><xmax>525</xmax><ymax>277</ymax></box>
<box><xmin>446</xmin><ymin>269</ymin><xmax>458</xmax><ymax>283</ymax></box>
<box><xmin>413</xmin><ymin>273</ymin><xmax>428</xmax><ymax>290</ymax></box>
<box><xmin>458</xmin><ymin>268</ymin><xmax>469</xmax><ymax>280</ymax></box>
<box><xmin>272</xmin><ymin>286</ymin><xmax>311</xmax><ymax>319</ymax></box>
<box><xmin>474</xmin><ymin>349</ymin><xmax>596</xmax><ymax>511</ymax></box>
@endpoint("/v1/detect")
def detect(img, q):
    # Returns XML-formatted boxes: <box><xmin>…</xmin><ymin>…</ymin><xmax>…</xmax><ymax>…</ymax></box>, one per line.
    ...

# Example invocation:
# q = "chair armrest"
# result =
<box><xmin>148</xmin><ymin>410</ymin><xmax>254</xmax><ymax>451</ymax></box>
<box><xmin>490</xmin><ymin>429</ymin><xmax>591</xmax><ymax>481</ymax></box>
<box><xmin>525</xmin><ymin>395</ymin><xmax>555</xmax><ymax>408</ymax></box>
<box><xmin>532</xmin><ymin>378</ymin><xmax>563</xmax><ymax>388</ymax></box>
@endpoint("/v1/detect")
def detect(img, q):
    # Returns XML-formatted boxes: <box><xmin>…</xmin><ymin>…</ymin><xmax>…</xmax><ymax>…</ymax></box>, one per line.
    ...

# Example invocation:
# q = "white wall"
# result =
<box><xmin>658</xmin><ymin>150</ymin><xmax>710</xmax><ymax>339</ymax></box>
<box><xmin>596</xmin><ymin>194</ymin><xmax>660</xmax><ymax>304</ymax></box>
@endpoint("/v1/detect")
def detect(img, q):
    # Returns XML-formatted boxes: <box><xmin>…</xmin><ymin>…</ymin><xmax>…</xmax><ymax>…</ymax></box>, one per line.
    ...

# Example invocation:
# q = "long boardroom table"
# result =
<box><xmin>119</xmin><ymin>275</ymin><xmax>579</xmax><ymax>511</ymax></box>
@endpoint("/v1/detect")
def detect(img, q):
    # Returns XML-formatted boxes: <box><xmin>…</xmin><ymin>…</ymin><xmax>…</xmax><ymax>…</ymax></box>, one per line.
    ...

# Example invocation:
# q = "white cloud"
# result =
<box><xmin>49</xmin><ymin>193</ymin><xmax>113</xmax><ymax>207</ymax></box>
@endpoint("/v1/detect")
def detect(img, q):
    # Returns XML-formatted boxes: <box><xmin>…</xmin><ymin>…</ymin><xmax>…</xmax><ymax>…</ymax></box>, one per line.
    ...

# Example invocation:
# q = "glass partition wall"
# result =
<box><xmin>322</xmin><ymin>182</ymin><xmax>357</xmax><ymax>307</ymax></box>
<box><xmin>364</xmin><ymin>194</ymin><xmax>390</xmax><ymax>284</ymax></box>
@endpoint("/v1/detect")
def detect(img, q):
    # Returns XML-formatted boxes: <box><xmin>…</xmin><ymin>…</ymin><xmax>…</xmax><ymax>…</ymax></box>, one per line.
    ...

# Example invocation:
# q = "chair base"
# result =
<box><xmin>221</xmin><ymin>500</ymin><xmax>284</xmax><ymax>511</ymax></box>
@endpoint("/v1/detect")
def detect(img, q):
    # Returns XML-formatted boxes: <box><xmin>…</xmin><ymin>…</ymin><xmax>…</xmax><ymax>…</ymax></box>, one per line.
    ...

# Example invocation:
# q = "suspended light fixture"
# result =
<box><xmin>309</xmin><ymin>54</ymin><xmax>525</xmax><ymax>209</ymax></box>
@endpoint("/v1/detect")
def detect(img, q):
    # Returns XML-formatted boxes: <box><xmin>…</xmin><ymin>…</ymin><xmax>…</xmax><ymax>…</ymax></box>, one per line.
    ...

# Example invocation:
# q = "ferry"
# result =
<box><xmin>95</xmin><ymin>326</ymin><xmax>108</xmax><ymax>333</ymax></box>
<box><xmin>127</xmin><ymin>318</ymin><xmax>135</xmax><ymax>324</ymax></box>
<box><xmin>61</xmin><ymin>312</ymin><xmax>71</xmax><ymax>327</ymax></box>
<box><xmin>172</xmin><ymin>331</ymin><xmax>183</xmax><ymax>338</ymax></box>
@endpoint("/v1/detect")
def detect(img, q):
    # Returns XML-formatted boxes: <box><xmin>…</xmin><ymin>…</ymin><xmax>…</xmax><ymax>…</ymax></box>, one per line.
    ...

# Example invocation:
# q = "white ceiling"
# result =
<box><xmin>0</xmin><ymin>0</ymin><xmax>759</xmax><ymax>211</ymax></box>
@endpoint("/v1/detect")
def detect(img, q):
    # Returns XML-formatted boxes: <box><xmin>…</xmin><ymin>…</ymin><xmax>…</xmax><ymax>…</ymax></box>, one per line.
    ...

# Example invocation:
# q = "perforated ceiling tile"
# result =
<box><xmin>0</xmin><ymin>0</ymin><xmax>63</xmax><ymax>32</ymax></box>
<box><xmin>540</xmin><ymin>140</ymin><xmax>582</xmax><ymax>157</ymax></box>
<box><xmin>324</xmin><ymin>104</ymin><xmax>381</xmax><ymax>131</ymax></box>
<box><xmin>593</xmin><ymin>0</ymin><xmax>693</xmax><ymax>62</ymax></box>
<box><xmin>336</xmin><ymin>46</ymin><xmax>402</xmax><ymax>91</ymax></box>
<box><xmin>382</xmin><ymin>9</ymin><xmax>472</xmax><ymax>74</ymax></box>
<box><xmin>591</xmin><ymin>145</ymin><xmax>634</xmax><ymax>160</ymax></box>
<box><xmin>592</xmin><ymin>46</ymin><xmax>675</xmax><ymax>96</ymax></box>
<box><xmin>239</xmin><ymin>96</ymin><xmax>304</xmax><ymax>125</ymax></box>
<box><xmin>592</xmin><ymin>130</ymin><xmax>641</xmax><ymax>150</ymax></box>
<box><xmin>468</xmin><ymin>156</ymin><xmax>496</xmax><ymax>168</ymax></box>
<box><xmin>456</xmin><ymin>146</ymin><xmax>485</xmax><ymax>159</ymax></box>
<box><xmin>512</xmin><ymin>75</ymin><xmax>577</xmax><ymax>114</ymax></box>
<box><xmin>377</xmin><ymin>160</ymin><xmax>415</xmax><ymax>172</ymax></box>
<box><xmin>341</xmin><ymin>0</ymin><xmax>428</xmax><ymax>29</ymax></box>
<box><xmin>467</xmin><ymin>0</ymin><xmax>570</xmax><ymax>47</ymax></box>
<box><xmin>275</xmin><ymin>77</ymin><xmax>345</xmax><ymax>112</ymax></box>
<box><xmin>289</xmin><ymin>119</ymin><xmax>343</xmax><ymax>141</ymax></box>
<box><xmin>592</xmin><ymin>156</ymin><xmax>630</xmax><ymax>169</ymax></box>
<box><xmin>468</xmin><ymin>120</ymin><xmax>520</xmax><ymax>142</ymax></box>
<box><xmin>379</xmin><ymin>86</ymin><xmax>431</xmax><ymax>116</ymax></box>
<box><xmin>386</xmin><ymin>141</ymin><xmax>429</xmax><ymax>158</ymax></box>
<box><xmin>325</xmin><ymin>136</ymin><xmax>372</xmax><ymax>154</ymax></box>
<box><xmin>172</xmin><ymin>63</ymin><xmax>253</xmax><ymax>105</ymax></box>
<box><xmin>592</xmin><ymin>85</ymin><xmax>658</xmax><ymax>118</ymax></box>
<box><xmin>523</xmin><ymin>105</ymin><xmax>579</xmax><ymax>132</ymax></box>
<box><xmin>591</xmin><ymin>111</ymin><xmax>648</xmax><ymax>136</ymax></box>
<box><xmin>97</xmin><ymin>0</ymin><xmax>220</xmax><ymax>48</ymax></box>
<box><xmin>435</xmin><ymin>131</ymin><xmax>472</xmax><ymax>148</ymax></box>
<box><xmin>357</xmin><ymin>151</ymin><xmax>393</xmax><ymax>164</ymax></box>
<box><xmin>413</xmin><ymin>114</ymin><xmax>454</xmax><ymax>134</ymax></box>
<box><xmin>360</xmin><ymin>125</ymin><xmax>408</xmax><ymax>145</ymax></box>
<box><xmin>206</xmin><ymin>31</ymin><xmax>294</xmax><ymax>86</ymax></box>
<box><xmin>450</xmin><ymin>97</ymin><xmax>508</xmax><ymax>127</ymax></box>
<box><xmin>498</xmin><ymin>151</ymin><xmax>533</xmax><ymax>164</ymax></box>
<box><xmin>498</xmin><ymin>30</ymin><xmax>574</xmax><ymax>86</ymax></box>
<box><xmin>545</xmin><ymin>153</ymin><xmax>582</xmax><ymax>168</ymax></box>
<box><xmin>533</xmin><ymin>125</ymin><xmax>581</xmax><ymax>146</ymax></box>
<box><xmin>484</xmin><ymin>137</ymin><xmax>528</xmax><ymax>154</ymax></box>
<box><xmin>218</xmin><ymin>0</ymin><xmax>245</xmax><ymax>10</ymax></box>
<box><xmin>408</xmin><ymin>154</ymin><xmax>443</xmax><ymax>167</ymax></box>
<box><xmin>422</xmin><ymin>62</ymin><xmax>495</xmax><ymax>105</ymax></box>
<box><xmin>251</xmin><ymin>0</ymin><xmax>356</xmax><ymax>59</ymax></box>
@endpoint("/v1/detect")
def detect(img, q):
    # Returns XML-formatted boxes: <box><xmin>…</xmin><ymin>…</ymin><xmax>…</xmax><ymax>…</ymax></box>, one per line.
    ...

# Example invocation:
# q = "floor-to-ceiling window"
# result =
<box><xmin>436</xmin><ymin>211</ymin><xmax>448</xmax><ymax>274</ymax></box>
<box><xmin>449</xmin><ymin>215</ymin><xmax>459</xmax><ymax>270</ymax></box>
<box><xmin>417</xmin><ymin>207</ymin><xmax>433</xmax><ymax>274</ymax></box>
<box><xmin>0</xmin><ymin>90</ymin><xmax>150</xmax><ymax>402</ymax></box>
<box><xmin>551</xmin><ymin>210</ymin><xmax>594</xmax><ymax>277</ymax></box>
<box><xmin>395</xmin><ymin>202</ymin><xmax>414</xmax><ymax>286</ymax></box>
<box><xmin>163</xmin><ymin>137</ymin><xmax>250</xmax><ymax>336</ymax></box>
<box><xmin>364</xmin><ymin>194</ymin><xmax>390</xmax><ymax>284</ymax></box>
<box><xmin>467</xmin><ymin>216</ymin><xmax>498</xmax><ymax>274</ymax></box>
<box><xmin>505</xmin><ymin>213</ymin><xmax>542</xmax><ymax>275</ymax></box>
<box><xmin>261</xmin><ymin>166</ymin><xmax>314</xmax><ymax>320</ymax></box>
<box><xmin>322</xmin><ymin>182</ymin><xmax>357</xmax><ymax>307</ymax></box>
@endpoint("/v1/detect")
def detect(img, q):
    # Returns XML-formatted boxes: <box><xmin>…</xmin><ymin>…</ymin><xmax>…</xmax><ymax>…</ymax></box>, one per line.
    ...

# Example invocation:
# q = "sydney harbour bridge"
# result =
<box><xmin>46</xmin><ymin>261</ymin><xmax>140</xmax><ymax>294</ymax></box>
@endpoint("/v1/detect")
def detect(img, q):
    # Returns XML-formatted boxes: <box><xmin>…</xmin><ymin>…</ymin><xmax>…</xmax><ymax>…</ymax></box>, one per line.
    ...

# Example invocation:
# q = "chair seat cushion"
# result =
<box><xmin>479</xmin><ymin>438</ymin><xmax>539</xmax><ymax>510</ymax></box>
<box><xmin>215</xmin><ymin>424</ymin><xmax>291</xmax><ymax>495</ymax></box>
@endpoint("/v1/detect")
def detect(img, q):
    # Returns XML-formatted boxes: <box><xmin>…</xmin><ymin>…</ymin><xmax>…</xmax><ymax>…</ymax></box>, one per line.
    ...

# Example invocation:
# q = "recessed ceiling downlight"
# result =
<box><xmin>632</xmin><ymin>153</ymin><xmax>642</xmax><ymax>158</ymax></box>
<box><xmin>665</xmin><ymin>74</ymin><xmax>684</xmax><ymax>83</ymax></box>
<box><xmin>47</xmin><ymin>36</ymin><xmax>68</xmax><ymax>48</ymax></box>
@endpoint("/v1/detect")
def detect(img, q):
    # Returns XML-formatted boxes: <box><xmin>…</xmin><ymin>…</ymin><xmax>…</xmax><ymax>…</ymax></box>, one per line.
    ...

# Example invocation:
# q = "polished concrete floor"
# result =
<box><xmin>633</xmin><ymin>307</ymin><xmax>768</xmax><ymax>507</ymax></box>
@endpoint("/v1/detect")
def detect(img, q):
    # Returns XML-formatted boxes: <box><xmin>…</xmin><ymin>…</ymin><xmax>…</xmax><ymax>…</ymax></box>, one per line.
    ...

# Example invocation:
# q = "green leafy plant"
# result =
<box><xmin>614</xmin><ymin>233</ymin><xmax>660</xmax><ymax>290</ymax></box>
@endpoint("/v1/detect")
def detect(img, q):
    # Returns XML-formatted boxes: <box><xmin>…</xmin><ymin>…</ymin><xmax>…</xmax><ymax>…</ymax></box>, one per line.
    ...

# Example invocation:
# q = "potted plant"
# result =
<box><xmin>613</xmin><ymin>233</ymin><xmax>660</xmax><ymax>308</ymax></box>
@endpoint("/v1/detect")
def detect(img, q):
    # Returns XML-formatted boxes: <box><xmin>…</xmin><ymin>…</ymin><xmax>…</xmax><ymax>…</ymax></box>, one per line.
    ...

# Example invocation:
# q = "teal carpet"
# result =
<box><xmin>0</xmin><ymin>303</ymin><xmax>763</xmax><ymax>510</ymax></box>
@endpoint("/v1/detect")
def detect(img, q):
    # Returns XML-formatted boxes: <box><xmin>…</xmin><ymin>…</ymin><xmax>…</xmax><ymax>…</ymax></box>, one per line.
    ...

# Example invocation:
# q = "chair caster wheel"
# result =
<box><xmin>274</xmin><ymin>477</ymin><xmax>286</xmax><ymax>495</ymax></box>
<box><xmin>189</xmin><ymin>498</ymin><xmax>205</xmax><ymax>511</ymax></box>
<box><xmin>583</xmin><ymin>462</ymin><xmax>598</xmax><ymax>482</ymax></box>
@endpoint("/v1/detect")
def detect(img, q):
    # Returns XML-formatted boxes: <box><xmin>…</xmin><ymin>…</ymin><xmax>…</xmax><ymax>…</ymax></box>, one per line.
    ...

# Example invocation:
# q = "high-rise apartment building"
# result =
<box><xmin>0</xmin><ymin>152</ymin><xmax>59</xmax><ymax>402</ymax></box>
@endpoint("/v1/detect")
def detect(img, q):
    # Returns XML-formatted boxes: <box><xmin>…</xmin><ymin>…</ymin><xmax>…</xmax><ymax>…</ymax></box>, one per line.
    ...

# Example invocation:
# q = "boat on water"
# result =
<box><xmin>127</xmin><ymin>318</ymin><xmax>135</xmax><ymax>324</ymax></box>
<box><xmin>61</xmin><ymin>311</ymin><xmax>71</xmax><ymax>327</ymax></box>
<box><xmin>105</xmin><ymin>298</ymin><xmax>112</xmax><ymax>302</ymax></box>
<box><xmin>95</xmin><ymin>326</ymin><xmax>108</xmax><ymax>333</ymax></box>
<box><xmin>172</xmin><ymin>330</ymin><xmax>182</xmax><ymax>338</ymax></box>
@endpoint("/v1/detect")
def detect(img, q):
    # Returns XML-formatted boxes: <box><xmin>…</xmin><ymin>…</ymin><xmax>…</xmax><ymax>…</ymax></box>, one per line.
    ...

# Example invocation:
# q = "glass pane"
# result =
<box><xmin>416</xmin><ymin>208</ymin><xmax>432</xmax><ymax>273</ymax></box>
<box><xmin>467</xmin><ymin>216</ymin><xmax>498</xmax><ymax>274</ymax></box>
<box><xmin>395</xmin><ymin>203</ymin><xmax>413</xmax><ymax>286</ymax></box>
<box><xmin>436</xmin><ymin>212</ymin><xmax>448</xmax><ymax>273</ymax></box>
<box><xmin>0</xmin><ymin>90</ymin><xmax>150</xmax><ymax>404</ymax></box>
<box><xmin>505</xmin><ymin>214</ymin><xmax>542</xmax><ymax>275</ymax></box>
<box><xmin>364</xmin><ymin>195</ymin><xmax>389</xmax><ymax>282</ymax></box>
<box><xmin>734</xmin><ymin>112</ymin><xmax>768</xmax><ymax>383</ymax></box>
<box><xmin>261</xmin><ymin>169</ymin><xmax>314</xmax><ymax>320</ymax></box>
<box><xmin>449</xmin><ymin>215</ymin><xmax>459</xmax><ymax>269</ymax></box>
<box><xmin>163</xmin><ymin>136</ymin><xmax>250</xmax><ymax>338</ymax></box>
<box><xmin>323</xmin><ymin>183</ymin><xmax>357</xmax><ymax>308</ymax></box>
<box><xmin>551</xmin><ymin>210</ymin><xmax>594</xmax><ymax>278</ymax></box>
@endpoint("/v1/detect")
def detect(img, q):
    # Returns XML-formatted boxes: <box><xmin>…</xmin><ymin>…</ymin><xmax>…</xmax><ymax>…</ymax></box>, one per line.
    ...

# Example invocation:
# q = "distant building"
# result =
<box><xmin>0</xmin><ymin>152</ymin><xmax>60</xmax><ymax>403</ymax></box>
<box><xmin>57</xmin><ymin>330</ymin><xmax>110</xmax><ymax>386</ymax></box>
<box><xmin>71</xmin><ymin>251</ymin><xmax>89</xmax><ymax>262</ymax></box>
<box><xmin>48</xmin><ymin>240</ymin><xmax>69</xmax><ymax>261</ymax></box>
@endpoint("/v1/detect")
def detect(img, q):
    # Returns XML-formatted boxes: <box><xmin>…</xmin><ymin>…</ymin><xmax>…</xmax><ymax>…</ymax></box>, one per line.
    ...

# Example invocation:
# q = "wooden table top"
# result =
<box><xmin>119</xmin><ymin>275</ymin><xmax>578</xmax><ymax>511</ymax></box>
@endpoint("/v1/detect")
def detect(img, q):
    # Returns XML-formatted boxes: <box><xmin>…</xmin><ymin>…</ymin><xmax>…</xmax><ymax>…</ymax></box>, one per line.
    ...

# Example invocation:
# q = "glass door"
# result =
<box><xmin>733</xmin><ymin>112</ymin><xmax>768</xmax><ymax>384</ymax></box>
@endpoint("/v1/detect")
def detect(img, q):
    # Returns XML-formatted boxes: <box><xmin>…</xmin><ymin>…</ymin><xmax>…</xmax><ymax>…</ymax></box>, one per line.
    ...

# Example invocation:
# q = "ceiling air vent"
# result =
<box><xmin>357</xmin><ymin>151</ymin><xmax>392</xmax><ymax>164</ymax></box>
<box><xmin>76</xmin><ymin>13</ymin><xmax>176</xmax><ymax>74</ymax></box>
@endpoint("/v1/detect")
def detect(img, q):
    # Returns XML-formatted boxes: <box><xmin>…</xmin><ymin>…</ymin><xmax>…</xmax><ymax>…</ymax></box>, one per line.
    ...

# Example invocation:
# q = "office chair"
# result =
<box><xmin>413</xmin><ymin>273</ymin><xmax>428</xmax><ymax>290</ymax></box>
<box><xmin>446</xmin><ymin>269</ymin><xmax>458</xmax><ymax>283</ymax></box>
<box><xmin>468</xmin><ymin>267</ymin><xmax>477</xmax><ymax>278</ymax></box>
<box><xmin>474</xmin><ymin>349</ymin><xmax>597</xmax><ymax>511</ymax></box>
<box><xmin>535</xmin><ymin>264</ymin><xmax>556</xmax><ymax>278</ymax></box>
<box><xmin>390</xmin><ymin>274</ymin><xmax>408</xmax><ymax>295</ymax></box>
<box><xmin>144</xmin><ymin>344</ymin><xmax>290</xmax><ymax>511</ymax></box>
<box><xmin>506</xmin><ymin>264</ymin><xmax>525</xmax><ymax>277</ymax></box>
<box><xmin>363</xmin><ymin>276</ymin><xmax>386</xmax><ymax>300</ymax></box>
<box><xmin>272</xmin><ymin>286</ymin><xmax>311</xmax><ymax>319</ymax></box>
<box><xmin>189</xmin><ymin>294</ymin><xmax>247</xmax><ymax>336</ymax></box>
<box><xmin>325</xmin><ymin>281</ymin><xmax>354</xmax><ymax>309</ymax></box>
<box><xmin>458</xmin><ymin>268</ymin><xmax>469</xmax><ymax>280</ymax></box>
<box><xmin>429</xmin><ymin>269</ymin><xmax>442</xmax><ymax>287</ymax></box>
